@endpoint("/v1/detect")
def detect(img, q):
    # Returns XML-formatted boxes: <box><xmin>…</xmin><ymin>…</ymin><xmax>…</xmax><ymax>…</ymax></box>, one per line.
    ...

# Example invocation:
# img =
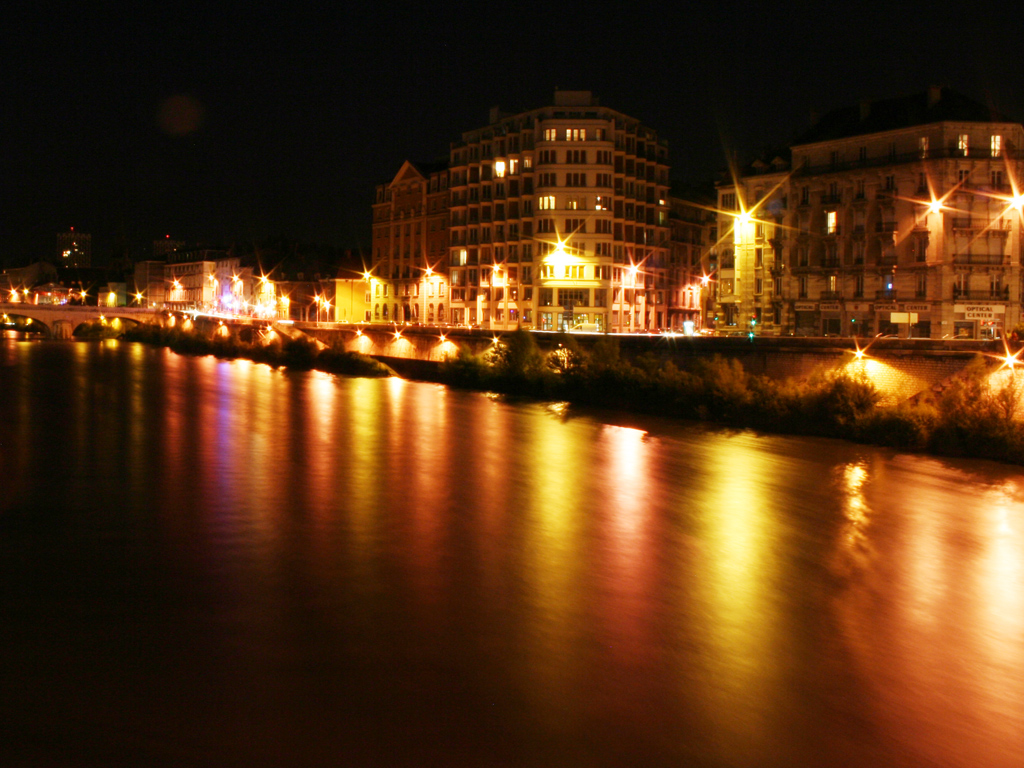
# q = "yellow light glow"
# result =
<box><xmin>929</xmin><ymin>199</ymin><xmax>943</xmax><ymax>214</ymax></box>
<box><xmin>736</xmin><ymin>211</ymin><xmax>751</xmax><ymax>227</ymax></box>
<box><xmin>393</xmin><ymin>330</ymin><xmax>402</xmax><ymax>339</ymax></box>
<box><xmin>425</xmin><ymin>267</ymin><xmax>433</xmax><ymax>277</ymax></box>
<box><xmin>363</xmin><ymin>271</ymin><xmax>372</xmax><ymax>280</ymax></box>
<box><xmin>1013</xmin><ymin>195</ymin><xmax>1024</xmax><ymax>212</ymax></box>
<box><xmin>701</xmin><ymin>274</ymin><xmax>712</xmax><ymax>286</ymax></box>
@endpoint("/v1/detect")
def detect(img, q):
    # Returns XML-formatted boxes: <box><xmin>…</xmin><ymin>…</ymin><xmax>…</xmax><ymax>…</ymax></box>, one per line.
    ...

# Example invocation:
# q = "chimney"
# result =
<box><xmin>488</xmin><ymin>106</ymin><xmax>501</xmax><ymax>124</ymax></box>
<box><xmin>927</xmin><ymin>85</ymin><xmax>942</xmax><ymax>108</ymax></box>
<box><xmin>859</xmin><ymin>98</ymin><xmax>871</xmax><ymax>121</ymax></box>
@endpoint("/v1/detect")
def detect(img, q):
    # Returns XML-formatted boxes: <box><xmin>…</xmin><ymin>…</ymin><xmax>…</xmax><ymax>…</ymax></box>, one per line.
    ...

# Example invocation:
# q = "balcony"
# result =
<box><xmin>821</xmin><ymin>225</ymin><xmax>841</xmax><ymax>237</ymax></box>
<box><xmin>875</xmin><ymin>221</ymin><xmax>898</xmax><ymax>233</ymax></box>
<box><xmin>794</xmin><ymin>145</ymin><xmax>1019</xmax><ymax>176</ymax></box>
<box><xmin>875</xmin><ymin>289</ymin><xmax>899</xmax><ymax>301</ymax></box>
<box><xmin>951</xmin><ymin>218</ymin><xmax>1011</xmax><ymax>233</ymax></box>
<box><xmin>820</xmin><ymin>291</ymin><xmax>843</xmax><ymax>300</ymax></box>
<box><xmin>821</xmin><ymin>194</ymin><xmax>842</xmax><ymax>205</ymax></box>
<box><xmin>953</xmin><ymin>287</ymin><xmax>1010</xmax><ymax>301</ymax></box>
<box><xmin>953</xmin><ymin>253</ymin><xmax>1006</xmax><ymax>265</ymax></box>
<box><xmin>821</xmin><ymin>257</ymin><xmax>841</xmax><ymax>268</ymax></box>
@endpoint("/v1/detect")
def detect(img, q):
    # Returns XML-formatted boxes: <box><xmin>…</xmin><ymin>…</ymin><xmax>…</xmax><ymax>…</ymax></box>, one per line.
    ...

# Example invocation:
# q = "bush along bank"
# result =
<box><xmin>439</xmin><ymin>329</ymin><xmax>1024</xmax><ymax>466</ymax></box>
<box><xmin>123</xmin><ymin>324</ymin><xmax>392</xmax><ymax>378</ymax></box>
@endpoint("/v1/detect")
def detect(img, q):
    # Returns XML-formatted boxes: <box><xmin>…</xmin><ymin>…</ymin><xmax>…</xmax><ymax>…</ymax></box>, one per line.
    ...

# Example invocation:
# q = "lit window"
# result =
<box><xmin>991</xmin><ymin>135</ymin><xmax>1002</xmax><ymax>157</ymax></box>
<box><xmin>509</xmin><ymin>158</ymin><xmax>518</xmax><ymax>174</ymax></box>
<box><xmin>494</xmin><ymin>160</ymin><xmax>506</xmax><ymax>178</ymax></box>
<box><xmin>539</xmin><ymin>195</ymin><xmax>555</xmax><ymax>210</ymax></box>
<box><xmin>919</xmin><ymin>136</ymin><xmax>929</xmax><ymax>158</ymax></box>
<box><xmin>826</xmin><ymin>210</ymin><xmax>838</xmax><ymax>234</ymax></box>
<box><xmin>958</xmin><ymin>134</ymin><xmax>969</xmax><ymax>156</ymax></box>
<box><xmin>544</xmin><ymin>128</ymin><xmax>557</xmax><ymax>141</ymax></box>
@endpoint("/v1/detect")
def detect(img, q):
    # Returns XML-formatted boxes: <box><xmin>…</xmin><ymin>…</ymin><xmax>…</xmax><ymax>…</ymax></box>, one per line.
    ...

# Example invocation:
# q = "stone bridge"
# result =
<box><xmin>0</xmin><ymin>302</ymin><xmax>166</xmax><ymax>339</ymax></box>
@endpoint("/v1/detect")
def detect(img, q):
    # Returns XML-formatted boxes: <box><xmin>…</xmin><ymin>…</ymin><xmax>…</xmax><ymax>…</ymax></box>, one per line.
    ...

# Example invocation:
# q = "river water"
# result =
<box><xmin>1</xmin><ymin>339</ymin><xmax>1022</xmax><ymax>767</ymax></box>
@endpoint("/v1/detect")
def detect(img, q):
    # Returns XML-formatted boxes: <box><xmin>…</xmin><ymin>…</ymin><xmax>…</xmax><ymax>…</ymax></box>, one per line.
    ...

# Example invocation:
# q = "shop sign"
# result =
<box><xmin>890</xmin><ymin>312</ymin><xmax>918</xmax><ymax>324</ymax></box>
<box><xmin>903</xmin><ymin>303</ymin><xmax>930</xmax><ymax>312</ymax></box>
<box><xmin>846</xmin><ymin>303</ymin><xmax>870</xmax><ymax>312</ymax></box>
<box><xmin>819</xmin><ymin>302</ymin><xmax>841</xmax><ymax>312</ymax></box>
<box><xmin>794</xmin><ymin>302</ymin><xmax>817</xmax><ymax>312</ymax></box>
<box><xmin>874</xmin><ymin>303</ymin><xmax>897</xmax><ymax>311</ymax></box>
<box><xmin>955</xmin><ymin>304</ymin><xmax>1004</xmax><ymax>320</ymax></box>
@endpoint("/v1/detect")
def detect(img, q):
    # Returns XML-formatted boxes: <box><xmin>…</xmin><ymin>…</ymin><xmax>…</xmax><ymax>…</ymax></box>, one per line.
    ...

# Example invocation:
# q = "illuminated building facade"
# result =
<box><xmin>57</xmin><ymin>229</ymin><xmax>91</xmax><ymax>268</ymax></box>
<box><xmin>716</xmin><ymin>87</ymin><xmax>1024</xmax><ymax>339</ymax></box>
<box><xmin>333</xmin><ymin>275</ymin><xmax>395</xmax><ymax>324</ymax></box>
<box><xmin>372</xmin><ymin>160</ymin><xmax>450</xmax><ymax>324</ymax></box>
<box><xmin>164</xmin><ymin>259</ymin><xmax>216</xmax><ymax>311</ymax></box>
<box><xmin>132</xmin><ymin>261</ymin><xmax>167</xmax><ymax>307</ymax></box>
<box><xmin>444</xmin><ymin>90</ymin><xmax>672</xmax><ymax>332</ymax></box>
<box><xmin>668</xmin><ymin>194</ymin><xmax>717</xmax><ymax>330</ymax></box>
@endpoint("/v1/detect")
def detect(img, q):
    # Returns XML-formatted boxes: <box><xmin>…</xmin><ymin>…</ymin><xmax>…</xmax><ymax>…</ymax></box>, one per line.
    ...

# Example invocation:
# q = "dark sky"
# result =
<box><xmin>5</xmin><ymin>1</ymin><xmax>1024</xmax><ymax>264</ymax></box>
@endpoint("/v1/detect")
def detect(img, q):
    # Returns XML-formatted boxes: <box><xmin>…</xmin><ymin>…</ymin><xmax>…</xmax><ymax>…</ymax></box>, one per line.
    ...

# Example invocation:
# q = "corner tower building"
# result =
<box><xmin>445</xmin><ymin>90</ymin><xmax>672</xmax><ymax>332</ymax></box>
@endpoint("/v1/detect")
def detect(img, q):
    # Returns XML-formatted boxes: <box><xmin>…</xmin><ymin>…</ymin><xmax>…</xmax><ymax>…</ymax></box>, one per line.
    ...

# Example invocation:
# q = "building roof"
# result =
<box><xmin>794</xmin><ymin>87</ymin><xmax>1015</xmax><ymax>146</ymax></box>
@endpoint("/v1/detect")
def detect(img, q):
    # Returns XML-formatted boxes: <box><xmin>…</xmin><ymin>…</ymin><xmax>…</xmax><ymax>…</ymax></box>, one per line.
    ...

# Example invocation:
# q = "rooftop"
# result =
<box><xmin>794</xmin><ymin>87</ymin><xmax>1016</xmax><ymax>146</ymax></box>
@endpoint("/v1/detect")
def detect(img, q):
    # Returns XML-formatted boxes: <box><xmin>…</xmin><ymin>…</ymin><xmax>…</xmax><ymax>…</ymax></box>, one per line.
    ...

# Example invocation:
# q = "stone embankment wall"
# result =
<box><xmin>297</xmin><ymin>325</ymin><xmax>1006</xmax><ymax>405</ymax></box>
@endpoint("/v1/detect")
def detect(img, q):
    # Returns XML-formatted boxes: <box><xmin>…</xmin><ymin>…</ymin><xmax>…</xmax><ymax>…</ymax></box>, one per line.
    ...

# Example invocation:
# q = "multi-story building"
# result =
<box><xmin>57</xmin><ymin>228</ymin><xmax>91</xmax><ymax>268</ymax></box>
<box><xmin>668</xmin><ymin>192</ymin><xmax>717</xmax><ymax>331</ymax></box>
<box><xmin>716</xmin><ymin>87</ymin><xmax>1024</xmax><ymax>339</ymax></box>
<box><xmin>439</xmin><ymin>90</ymin><xmax>672</xmax><ymax>332</ymax></box>
<box><xmin>372</xmin><ymin>160</ymin><xmax>450</xmax><ymax>324</ymax></box>
<box><xmin>153</xmin><ymin>236</ymin><xmax>184</xmax><ymax>260</ymax></box>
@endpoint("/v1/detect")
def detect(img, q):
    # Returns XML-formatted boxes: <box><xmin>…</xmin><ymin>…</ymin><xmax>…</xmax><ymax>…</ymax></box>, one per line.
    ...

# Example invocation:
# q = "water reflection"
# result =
<box><xmin>1</xmin><ymin>340</ymin><xmax>1023</xmax><ymax>767</ymax></box>
<box><xmin>832</xmin><ymin>458</ymin><xmax>1024</xmax><ymax>768</ymax></box>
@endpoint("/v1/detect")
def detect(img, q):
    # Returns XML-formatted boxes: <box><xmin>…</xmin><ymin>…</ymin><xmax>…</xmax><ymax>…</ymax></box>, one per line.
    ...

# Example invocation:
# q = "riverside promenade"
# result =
<box><xmin>297</xmin><ymin>323</ymin><xmax>1008</xmax><ymax>405</ymax></box>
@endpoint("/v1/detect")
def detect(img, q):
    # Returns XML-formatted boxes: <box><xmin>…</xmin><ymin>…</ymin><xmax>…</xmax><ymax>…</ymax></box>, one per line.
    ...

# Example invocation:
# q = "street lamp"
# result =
<box><xmin>423</xmin><ymin>267</ymin><xmax>433</xmax><ymax>325</ymax></box>
<box><xmin>626</xmin><ymin>265</ymin><xmax>639</xmax><ymax>333</ymax></box>
<box><xmin>492</xmin><ymin>264</ymin><xmax>508</xmax><ymax>331</ymax></box>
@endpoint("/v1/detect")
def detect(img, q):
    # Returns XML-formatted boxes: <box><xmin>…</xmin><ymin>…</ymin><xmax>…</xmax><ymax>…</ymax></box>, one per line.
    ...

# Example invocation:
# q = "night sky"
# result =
<box><xmin>6</xmin><ymin>1</ymin><xmax>1024</xmax><ymax>265</ymax></box>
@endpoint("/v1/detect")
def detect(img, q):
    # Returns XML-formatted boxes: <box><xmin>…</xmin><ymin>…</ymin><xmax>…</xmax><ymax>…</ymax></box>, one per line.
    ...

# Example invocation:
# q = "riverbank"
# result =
<box><xmin>123</xmin><ymin>324</ymin><xmax>392</xmax><ymax>378</ymax></box>
<box><xmin>438</xmin><ymin>330</ymin><xmax>1024</xmax><ymax>466</ymax></box>
<box><xmin>125</xmin><ymin>324</ymin><xmax>1023</xmax><ymax>466</ymax></box>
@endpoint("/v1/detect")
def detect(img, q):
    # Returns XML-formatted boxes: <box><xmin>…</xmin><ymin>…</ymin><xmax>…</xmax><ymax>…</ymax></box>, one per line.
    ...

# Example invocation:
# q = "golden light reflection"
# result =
<box><xmin>519</xmin><ymin>405</ymin><xmax>587</xmax><ymax>721</ymax></box>
<box><xmin>592</xmin><ymin>423</ymin><xmax>657</xmax><ymax>672</ymax></box>
<box><xmin>832</xmin><ymin>461</ymin><xmax>876</xmax><ymax>578</ymax></box>
<box><xmin>689</xmin><ymin>432</ymin><xmax>787</xmax><ymax>749</ymax></box>
<box><xmin>833</xmin><ymin>457</ymin><xmax>1024</xmax><ymax>766</ymax></box>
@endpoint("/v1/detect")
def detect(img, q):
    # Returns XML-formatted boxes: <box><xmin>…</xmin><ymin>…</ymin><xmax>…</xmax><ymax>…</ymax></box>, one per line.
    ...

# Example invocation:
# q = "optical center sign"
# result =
<box><xmin>955</xmin><ymin>304</ymin><xmax>1005</xmax><ymax>321</ymax></box>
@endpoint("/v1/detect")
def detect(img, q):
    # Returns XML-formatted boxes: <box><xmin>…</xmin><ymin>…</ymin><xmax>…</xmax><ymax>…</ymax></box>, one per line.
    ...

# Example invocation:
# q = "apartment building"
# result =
<box><xmin>440</xmin><ymin>90</ymin><xmax>672</xmax><ymax>333</ymax></box>
<box><xmin>372</xmin><ymin>160</ymin><xmax>450</xmax><ymax>325</ymax></box>
<box><xmin>57</xmin><ymin>229</ymin><xmax>91</xmax><ymax>268</ymax></box>
<box><xmin>716</xmin><ymin>87</ymin><xmax>1024</xmax><ymax>339</ymax></box>
<box><xmin>668</xmin><ymin>192</ymin><xmax>717</xmax><ymax>330</ymax></box>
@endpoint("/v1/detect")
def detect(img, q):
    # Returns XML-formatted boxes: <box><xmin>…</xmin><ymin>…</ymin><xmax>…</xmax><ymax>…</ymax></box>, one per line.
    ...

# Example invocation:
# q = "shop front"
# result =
<box><xmin>953</xmin><ymin>303</ymin><xmax>1005</xmax><ymax>339</ymax></box>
